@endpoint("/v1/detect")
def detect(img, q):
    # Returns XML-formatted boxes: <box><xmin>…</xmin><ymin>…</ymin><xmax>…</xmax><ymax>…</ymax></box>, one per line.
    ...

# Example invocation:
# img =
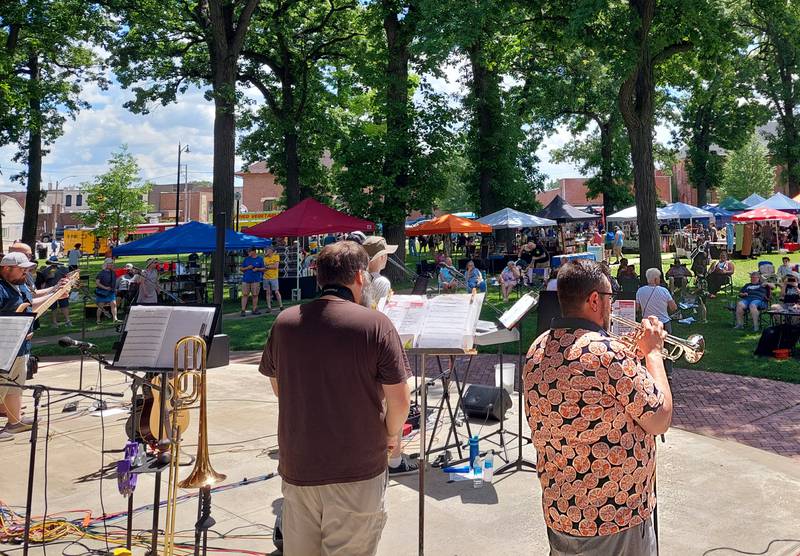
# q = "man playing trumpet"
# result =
<box><xmin>523</xmin><ymin>259</ymin><xmax>673</xmax><ymax>555</ymax></box>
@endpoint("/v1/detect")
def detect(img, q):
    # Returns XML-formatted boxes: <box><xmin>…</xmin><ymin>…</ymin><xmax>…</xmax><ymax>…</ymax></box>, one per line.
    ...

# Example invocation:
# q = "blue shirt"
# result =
<box><xmin>241</xmin><ymin>256</ymin><xmax>264</xmax><ymax>283</ymax></box>
<box><xmin>0</xmin><ymin>279</ymin><xmax>33</xmax><ymax>357</ymax></box>
<box><xmin>466</xmin><ymin>268</ymin><xmax>483</xmax><ymax>289</ymax></box>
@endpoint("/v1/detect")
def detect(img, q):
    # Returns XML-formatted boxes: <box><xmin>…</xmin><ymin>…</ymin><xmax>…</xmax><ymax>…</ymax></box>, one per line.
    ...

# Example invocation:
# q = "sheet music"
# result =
<box><xmin>416</xmin><ymin>294</ymin><xmax>482</xmax><ymax>349</ymax></box>
<box><xmin>115</xmin><ymin>305</ymin><xmax>217</xmax><ymax>369</ymax></box>
<box><xmin>0</xmin><ymin>316</ymin><xmax>34</xmax><ymax>372</ymax></box>
<box><xmin>378</xmin><ymin>295</ymin><xmax>429</xmax><ymax>347</ymax></box>
<box><xmin>499</xmin><ymin>293</ymin><xmax>539</xmax><ymax>330</ymax></box>
<box><xmin>379</xmin><ymin>293</ymin><xmax>483</xmax><ymax>350</ymax></box>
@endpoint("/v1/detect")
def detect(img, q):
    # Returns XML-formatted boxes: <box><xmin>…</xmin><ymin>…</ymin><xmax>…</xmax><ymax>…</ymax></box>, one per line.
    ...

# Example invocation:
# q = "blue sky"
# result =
<box><xmin>0</xmin><ymin>61</ymin><xmax>671</xmax><ymax>193</ymax></box>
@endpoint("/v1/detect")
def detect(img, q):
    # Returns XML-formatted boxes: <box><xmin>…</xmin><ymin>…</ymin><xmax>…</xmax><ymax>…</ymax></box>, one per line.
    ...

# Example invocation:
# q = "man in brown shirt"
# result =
<box><xmin>524</xmin><ymin>259</ymin><xmax>673</xmax><ymax>555</ymax></box>
<box><xmin>260</xmin><ymin>241</ymin><xmax>411</xmax><ymax>556</ymax></box>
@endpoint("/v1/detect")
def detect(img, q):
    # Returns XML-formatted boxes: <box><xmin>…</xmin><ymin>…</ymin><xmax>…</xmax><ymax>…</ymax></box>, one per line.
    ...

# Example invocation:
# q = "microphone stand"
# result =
<box><xmin>0</xmin><ymin>373</ymin><xmax>123</xmax><ymax>555</ymax></box>
<box><xmin>44</xmin><ymin>335</ymin><xmax>111</xmax><ymax>409</ymax></box>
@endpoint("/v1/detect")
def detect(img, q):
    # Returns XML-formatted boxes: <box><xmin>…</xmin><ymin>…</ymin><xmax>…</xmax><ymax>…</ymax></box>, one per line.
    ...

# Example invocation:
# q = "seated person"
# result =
<box><xmin>736</xmin><ymin>271</ymin><xmax>772</xmax><ymax>331</ymax></box>
<box><xmin>616</xmin><ymin>258</ymin><xmax>638</xmax><ymax>281</ymax></box>
<box><xmin>435</xmin><ymin>249</ymin><xmax>446</xmax><ymax>266</ymax></box>
<box><xmin>773</xmin><ymin>272</ymin><xmax>800</xmax><ymax>307</ymax></box>
<box><xmin>778</xmin><ymin>256</ymin><xmax>794</xmax><ymax>279</ymax></box>
<box><xmin>666</xmin><ymin>258</ymin><xmax>693</xmax><ymax>294</ymax></box>
<box><xmin>707</xmin><ymin>251</ymin><xmax>735</xmax><ymax>297</ymax></box>
<box><xmin>499</xmin><ymin>261</ymin><xmax>520</xmax><ymax>302</ymax></box>
<box><xmin>438</xmin><ymin>257</ymin><xmax>457</xmax><ymax>292</ymax></box>
<box><xmin>464</xmin><ymin>260</ymin><xmax>486</xmax><ymax>293</ymax></box>
<box><xmin>545</xmin><ymin>268</ymin><xmax>559</xmax><ymax>292</ymax></box>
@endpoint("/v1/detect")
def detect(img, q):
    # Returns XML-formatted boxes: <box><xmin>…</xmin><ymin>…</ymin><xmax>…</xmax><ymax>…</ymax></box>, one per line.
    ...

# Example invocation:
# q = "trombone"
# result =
<box><xmin>609</xmin><ymin>315</ymin><xmax>705</xmax><ymax>363</ymax></box>
<box><xmin>162</xmin><ymin>336</ymin><xmax>226</xmax><ymax>556</ymax></box>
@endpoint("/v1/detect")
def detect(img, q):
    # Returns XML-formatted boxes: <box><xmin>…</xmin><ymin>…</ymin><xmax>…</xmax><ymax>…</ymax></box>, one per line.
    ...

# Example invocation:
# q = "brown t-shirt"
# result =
<box><xmin>259</xmin><ymin>297</ymin><xmax>411</xmax><ymax>486</ymax></box>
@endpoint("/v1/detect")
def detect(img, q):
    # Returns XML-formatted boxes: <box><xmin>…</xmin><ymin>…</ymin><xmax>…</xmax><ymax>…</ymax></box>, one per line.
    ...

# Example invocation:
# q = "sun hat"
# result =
<box><xmin>362</xmin><ymin>236</ymin><xmax>398</xmax><ymax>261</ymax></box>
<box><xmin>0</xmin><ymin>252</ymin><xmax>36</xmax><ymax>269</ymax></box>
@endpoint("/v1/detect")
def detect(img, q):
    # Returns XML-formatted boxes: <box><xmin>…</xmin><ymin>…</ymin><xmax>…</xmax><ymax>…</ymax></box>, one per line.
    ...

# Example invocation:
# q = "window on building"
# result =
<box><xmin>262</xmin><ymin>199</ymin><xmax>278</xmax><ymax>211</ymax></box>
<box><xmin>65</xmin><ymin>194</ymin><xmax>72</xmax><ymax>207</ymax></box>
<box><xmin>76</xmin><ymin>194</ymin><xmax>83</xmax><ymax>206</ymax></box>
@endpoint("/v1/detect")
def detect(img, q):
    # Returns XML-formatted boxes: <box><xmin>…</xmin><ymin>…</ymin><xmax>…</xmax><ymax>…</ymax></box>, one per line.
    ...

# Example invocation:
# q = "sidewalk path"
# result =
<box><xmin>296</xmin><ymin>352</ymin><xmax>800</xmax><ymax>461</ymax></box>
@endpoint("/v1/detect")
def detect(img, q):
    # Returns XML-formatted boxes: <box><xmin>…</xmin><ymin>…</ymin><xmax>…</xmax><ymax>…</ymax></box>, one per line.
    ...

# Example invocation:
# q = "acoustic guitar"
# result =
<box><xmin>16</xmin><ymin>270</ymin><xmax>80</xmax><ymax>318</ymax></box>
<box><xmin>131</xmin><ymin>375</ymin><xmax>190</xmax><ymax>447</ymax></box>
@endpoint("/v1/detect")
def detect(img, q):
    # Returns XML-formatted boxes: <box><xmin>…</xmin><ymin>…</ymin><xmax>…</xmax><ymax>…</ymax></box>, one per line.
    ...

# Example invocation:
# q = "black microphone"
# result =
<box><xmin>58</xmin><ymin>336</ymin><xmax>96</xmax><ymax>350</ymax></box>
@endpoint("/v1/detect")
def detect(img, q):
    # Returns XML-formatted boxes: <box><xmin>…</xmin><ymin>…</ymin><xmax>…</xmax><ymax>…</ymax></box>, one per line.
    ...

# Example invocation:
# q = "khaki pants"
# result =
<box><xmin>0</xmin><ymin>355</ymin><xmax>28</xmax><ymax>401</ymax></box>
<box><xmin>548</xmin><ymin>517</ymin><xmax>657</xmax><ymax>556</ymax></box>
<box><xmin>281</xmin><ymin>471</ymin><xmax>388</xmax><ymax>556</ymax></box>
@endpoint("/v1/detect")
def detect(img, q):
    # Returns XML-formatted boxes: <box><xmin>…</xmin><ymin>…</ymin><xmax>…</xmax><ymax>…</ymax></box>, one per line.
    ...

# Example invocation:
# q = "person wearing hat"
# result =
<box><xmin>95</xmin><ymin>258</ymin><xmax>119</xmax><ymax>324</ymax></box>
<box><xmin>36</xmin><ymin>256</ymin><xmax>72</xmax><ymax>327</ymax></box>
<box><xmin>135</xmin><ymin>258</ymin><xmax>162</xmax><ymax>305</ymax></box>
<box><xmin>362</xmin><ymin>236</ymin><xmax>397</xmax><ymax>304</ymax></box>
<box><xmin>362</xmin><ymin>236</ymin><xmax>419</xmax><ymax>477</ymax></box>
<box><xmin>736</xmin><ymin>271</ymin><xmax>772</xmax><ymax>331</ymax></box>
<box><xmin>116</xmin><ymin>263</ymin><xmax>138</xmax><ymax>313</ymax></box>
<box><xmin>0</xmin><ymin>253</ymin><xmax>70</xmax><ymax>439</ymax></box>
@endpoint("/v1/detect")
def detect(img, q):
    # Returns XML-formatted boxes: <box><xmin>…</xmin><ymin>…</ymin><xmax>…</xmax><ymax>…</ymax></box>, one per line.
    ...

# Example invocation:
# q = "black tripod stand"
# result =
<box><xmin>496</xmin><ymin>310</ymin><xmax>537</xmax><ymax>474</ymax></box>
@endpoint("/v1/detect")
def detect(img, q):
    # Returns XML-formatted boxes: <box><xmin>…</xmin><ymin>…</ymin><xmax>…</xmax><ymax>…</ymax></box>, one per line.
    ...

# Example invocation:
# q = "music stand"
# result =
<box><xmin>107</xmin><ymin>303</ymin><xmax>221</xmax><ymax>555</ymax></box>
<box><xmin>495</xmin><ymin>293</ymin><xmax>539</xmax><ymax>475</ymax></box>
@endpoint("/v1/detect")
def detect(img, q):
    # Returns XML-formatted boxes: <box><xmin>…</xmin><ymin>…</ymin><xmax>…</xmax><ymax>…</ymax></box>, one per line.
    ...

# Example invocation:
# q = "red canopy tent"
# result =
<box><xmin>405</xmin><ymin>214</ymin><xmax>492</xmax><ymax>236</ymax></box>
<box><xmin>732</xmin><ymin>208</ymin><xmax>797</xmax><ymax>251</ymax></box>
<box><xmin>732</xmin><ymin>208</ymin><xmax>797</xmax><ymax>222</ymax></box>
<box><xmin>246</xmin><ymin>197</ymin><xmax>374</xmax><ymax>237</ymax></box>
<box><xmin>246</xmin><ymin>198</ymin><xmax>374</xmax><ymax>299</ymax></box>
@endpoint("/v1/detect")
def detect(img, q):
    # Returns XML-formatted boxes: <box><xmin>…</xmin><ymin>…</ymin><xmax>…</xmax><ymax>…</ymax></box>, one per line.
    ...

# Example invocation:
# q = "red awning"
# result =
<box><xmin>129</xmin><ymin>226</ymin><xmax>165</xmax><ymax>235</ymax></box>
<box><xmin>246</xmin><ymin>197</ymin><xmax>374</xmax><ymax>237</ymax></box>
<box><xmin>732</xmin><ymin>208</ymin><xmax>798</xmax><ymax>222</ymax></box>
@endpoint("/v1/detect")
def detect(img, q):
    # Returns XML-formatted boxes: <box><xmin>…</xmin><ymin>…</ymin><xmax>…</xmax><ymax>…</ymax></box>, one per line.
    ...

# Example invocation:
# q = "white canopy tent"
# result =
<box><xmin>476</xmin><ymin>207</ymin><xmax>557</xmax><ymax>229</ymax></box>
<box><xmin>606</xmin><ymin>205</ymin><xmax>670</xmax><ymax>222</ymax></box>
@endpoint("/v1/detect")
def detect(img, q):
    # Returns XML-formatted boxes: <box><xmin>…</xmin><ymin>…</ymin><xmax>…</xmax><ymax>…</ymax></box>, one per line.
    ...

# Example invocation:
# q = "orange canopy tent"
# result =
<box><xmin>405</xmin><ymin>213</ymin><xmax>492</xmax><ymax>236</ymax></box>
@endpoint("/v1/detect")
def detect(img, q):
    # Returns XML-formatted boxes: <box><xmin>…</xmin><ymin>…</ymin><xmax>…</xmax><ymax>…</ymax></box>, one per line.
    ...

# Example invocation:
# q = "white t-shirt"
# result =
<box><xmin>67</xmin><ymin>249</ymin><xmax>81</xmax><ymax>266</ymax></box>
<box><xmin>635</xmin><ymin>285</ymin><xmax>674</xmax><ymax>323</ymax></box>
<box><xmin>371</xmin><ymin>274</ymin><xmax>391</xmax><ymax>302</ymax></box>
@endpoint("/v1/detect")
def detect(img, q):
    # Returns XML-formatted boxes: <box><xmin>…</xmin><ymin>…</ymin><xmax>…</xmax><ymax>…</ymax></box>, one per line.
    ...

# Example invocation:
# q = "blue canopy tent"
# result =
<box><xmin>742</xmin><ymin>193</ymin><xmax>767</xmax><ymax>207</ymax></box>
<box><xmin>750</xmin><ymin>192</ymin><xmax>800</xmax><ymax>213</ymax></box>
<box><xmin>701</xmin><ymin>204</ymin><xmax>735</xmax><ymax>225</ymax></box>
<box><xmin>660</xmin><ymin>202</ymin><xmax>713</xmax><ymax>221</ymax></box>
<box><xmin>112</xmin><ymin>221</ymin><xmax>270</xmax><ymax>256</ymax></box>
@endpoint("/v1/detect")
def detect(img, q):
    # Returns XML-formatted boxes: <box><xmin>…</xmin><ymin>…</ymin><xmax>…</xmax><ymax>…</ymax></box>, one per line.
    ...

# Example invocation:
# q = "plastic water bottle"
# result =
<box><xmin>483</xmin><ymin>450</ymin><xmax>494</xmax><ymax>483</ymax></box>
<box><xmin>469</xmin><ymin>435</ymin><xmax>479</xmax><ymax>469</ymax></box>
<box><xmin>473</xmin><ymin>456</ymin><xmax>483</xmax><ymax>488</ymax></box>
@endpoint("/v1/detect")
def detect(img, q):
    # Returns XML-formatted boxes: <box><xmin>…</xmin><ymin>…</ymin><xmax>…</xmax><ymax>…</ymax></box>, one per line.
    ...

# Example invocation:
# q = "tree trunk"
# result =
<box><xmin>468</xmin><ymin>42</ymin><xmax>500</xmax><ymax>216</ymax></box>
<box><xmin>22</xmin><ymin>51</ymin><xmax>42</xmax><ymax>248</ymax></box>
<box><xmin>782</xmin><ymin>107</ymin><xmax>799</xmax><ymax>197</ymax></box>
<box><xmin>599</xmin><ymin>121</ymin><xmax>615</xmax><ymax>216</ymax></box>
<box><xmin>284</xmin><ymin>128</ymin><xmax>302</xmax><ymax>207</ymax></box>
<box><xmin>382</xmin><ymin>1</ymin><xmax>411</xmax><ymax>283</ymax></box>
<box><xmin>619</xmin><ymin>0</ymin><xmax>661</xmax><ymax>279</ymax></box>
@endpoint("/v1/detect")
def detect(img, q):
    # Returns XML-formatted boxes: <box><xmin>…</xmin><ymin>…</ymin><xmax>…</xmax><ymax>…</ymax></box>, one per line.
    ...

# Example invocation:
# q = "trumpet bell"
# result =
<box><xmin>683</xmin><ymin>334</ymin><xmax>705</xmax><ymax>364</ymax></box>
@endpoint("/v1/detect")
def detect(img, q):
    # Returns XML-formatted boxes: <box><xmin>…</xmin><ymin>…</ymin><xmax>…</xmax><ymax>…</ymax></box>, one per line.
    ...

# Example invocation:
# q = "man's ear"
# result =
<box><xmin>354</xmin><ymin>270</ymin><xmax>365</xmax><ymax>286</ymax></box>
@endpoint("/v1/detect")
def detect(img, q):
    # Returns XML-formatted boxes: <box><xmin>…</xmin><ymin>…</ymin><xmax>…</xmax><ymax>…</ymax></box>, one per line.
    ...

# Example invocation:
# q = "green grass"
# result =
<box><xmin>31</xmin><ymin>249</ymin><xmax>800</xmax><ymax>384</ymax></box>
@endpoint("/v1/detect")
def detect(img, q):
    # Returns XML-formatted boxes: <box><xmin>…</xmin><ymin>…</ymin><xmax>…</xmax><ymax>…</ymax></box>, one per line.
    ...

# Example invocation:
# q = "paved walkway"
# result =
<box><xmin>318</xmin><ymin>352</ymin><xmax>800</xmax><ymax>461</ymax></box>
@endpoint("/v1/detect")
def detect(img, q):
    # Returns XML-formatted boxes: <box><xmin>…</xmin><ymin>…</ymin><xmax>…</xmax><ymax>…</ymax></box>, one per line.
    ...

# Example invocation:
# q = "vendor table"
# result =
<box><xmin>551</xmin><ymin>252</ymin><xmax>596</xmax><ymax>268</ymax></box>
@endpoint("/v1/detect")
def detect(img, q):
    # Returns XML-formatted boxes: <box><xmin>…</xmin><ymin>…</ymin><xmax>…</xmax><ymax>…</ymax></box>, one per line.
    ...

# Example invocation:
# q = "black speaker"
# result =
<box><xmin>461</xmin><ymin>385</ymin><xmax>512</xmax><ymax>421</ymax></box>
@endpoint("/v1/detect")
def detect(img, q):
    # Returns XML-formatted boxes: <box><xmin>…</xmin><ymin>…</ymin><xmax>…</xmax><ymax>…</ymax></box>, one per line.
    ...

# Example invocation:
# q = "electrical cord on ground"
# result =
<box><xmin>702</xmin><ymin>540</ymin><xmax>800</xmax><ymax>556</ymax></box>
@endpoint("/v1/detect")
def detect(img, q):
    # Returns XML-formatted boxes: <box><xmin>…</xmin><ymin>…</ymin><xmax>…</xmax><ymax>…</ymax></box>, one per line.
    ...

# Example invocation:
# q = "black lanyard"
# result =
<box><xmin>319</xmin><ymin>285</ymin><xmax>354</xmax><ymax>303</ymax></box>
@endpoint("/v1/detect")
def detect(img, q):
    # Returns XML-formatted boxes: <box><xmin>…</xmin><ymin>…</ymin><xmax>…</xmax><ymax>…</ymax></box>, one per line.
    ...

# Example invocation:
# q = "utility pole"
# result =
<box><xmin>175</xmin><ymin>142</ymin><xmax>190</xmax><ymax>227</ymax></box>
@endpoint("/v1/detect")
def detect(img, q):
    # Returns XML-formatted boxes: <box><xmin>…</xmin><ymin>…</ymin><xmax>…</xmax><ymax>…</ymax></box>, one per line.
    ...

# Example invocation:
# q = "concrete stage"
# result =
<box><xmin>0</xmin><ymin>355</ymin><xmax>798</xmax><ymax>555</ymax></box>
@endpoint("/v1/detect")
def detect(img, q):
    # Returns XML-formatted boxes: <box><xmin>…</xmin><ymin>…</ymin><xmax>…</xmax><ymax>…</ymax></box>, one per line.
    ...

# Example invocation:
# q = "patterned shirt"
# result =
<box><xmin>524</xmin><ymin>317</ymin><xmax>664</xmax><ymax>537</ymax></box>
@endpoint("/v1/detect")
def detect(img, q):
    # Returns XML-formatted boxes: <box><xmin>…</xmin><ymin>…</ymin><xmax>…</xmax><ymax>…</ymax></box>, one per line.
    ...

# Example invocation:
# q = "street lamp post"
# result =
<box><xmin>175</xmin><ymin>143</ymin><xmax>190</xmax><ymax>227</ymax></box>
<box><xmin>234</xmin><ymin>191</ymin><xmax>241</xmax><ymax>231</ymax></box>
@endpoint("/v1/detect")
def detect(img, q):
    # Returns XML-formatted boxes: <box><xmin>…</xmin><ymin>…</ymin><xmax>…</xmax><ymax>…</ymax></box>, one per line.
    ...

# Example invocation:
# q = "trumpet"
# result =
<box><xmin>609</xmin><ymin>315</ymin><xmax>705</xmax><ymax>363</ymax></box>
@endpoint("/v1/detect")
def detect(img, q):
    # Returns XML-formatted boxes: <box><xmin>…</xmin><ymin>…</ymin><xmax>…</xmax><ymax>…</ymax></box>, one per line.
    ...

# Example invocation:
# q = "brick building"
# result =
<box><xmin>536</xmin><ymin>173</ymin><xmax>674</xmax><ymax>208</ymax></box>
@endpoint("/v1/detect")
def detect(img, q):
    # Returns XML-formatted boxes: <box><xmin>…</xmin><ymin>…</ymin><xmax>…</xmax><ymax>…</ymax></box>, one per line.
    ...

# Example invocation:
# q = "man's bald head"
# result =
<box><xmin>9</xmin><ymin>241</ymin><xmax>32</xmax><ymax>256</ymax></box>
